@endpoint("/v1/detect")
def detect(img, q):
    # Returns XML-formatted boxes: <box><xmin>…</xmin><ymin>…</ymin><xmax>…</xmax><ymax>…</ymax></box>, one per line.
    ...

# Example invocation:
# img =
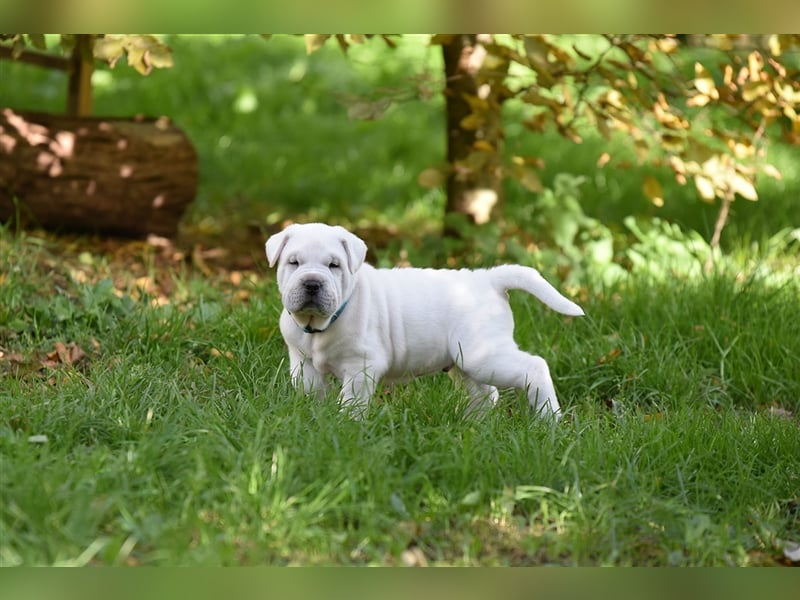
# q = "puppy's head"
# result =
<box><xmin>266</xmin><ymin>223</ymin><xmax>367</xmax><ymax>328</ymax></box>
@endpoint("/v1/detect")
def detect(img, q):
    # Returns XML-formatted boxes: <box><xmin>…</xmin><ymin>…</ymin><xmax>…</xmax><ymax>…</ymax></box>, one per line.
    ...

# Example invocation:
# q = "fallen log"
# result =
<box><xmin>0</xmin><ymin>108</ymin><xmax>197</xmax><ymax>237</ymax></box>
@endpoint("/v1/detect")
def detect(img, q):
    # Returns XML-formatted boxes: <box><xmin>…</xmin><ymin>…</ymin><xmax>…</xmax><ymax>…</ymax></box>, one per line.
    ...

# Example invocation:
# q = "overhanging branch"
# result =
<box><xmin>0</xmin><ymin>45</ymin><xmax>70</xmax><ymax>72</ymax></box>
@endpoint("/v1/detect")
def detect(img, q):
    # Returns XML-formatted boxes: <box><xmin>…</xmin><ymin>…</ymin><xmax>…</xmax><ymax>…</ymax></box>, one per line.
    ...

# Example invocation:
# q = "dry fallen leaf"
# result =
<box><xmin>768</xmin><ymin>406</ymin><xmax>795</xmax><ymax>421</ymax></box>
<box><xmin>597</xmin><ymin>347</ymin><xmax>622</xmax><ymax>364</ymax></box>
<box><xmin>146</xmin><ymin>234</ymin><xmax>172</xmax><ymax>249</ymax></box>
<box><xmin>0</xmin><ymin>351</ymin><xmax>25</xmax><ymax>363</ymax></box>
<box><xmin>44</xmin><ymin>342</ymin><xmax>87</xmax><ymax>368</ymax></box>
<box><xmin>400</xmin><ymin>546</ymin><xmax>429</xmax><ymax>567</ymax></box>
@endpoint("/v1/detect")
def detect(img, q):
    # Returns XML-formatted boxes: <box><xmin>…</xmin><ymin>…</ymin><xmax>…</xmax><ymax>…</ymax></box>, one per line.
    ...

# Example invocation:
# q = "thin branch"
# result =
<box><xmin>0</xmin><ymin>45</ymin><xmax>70</xmax><ymax>71</ymax></box>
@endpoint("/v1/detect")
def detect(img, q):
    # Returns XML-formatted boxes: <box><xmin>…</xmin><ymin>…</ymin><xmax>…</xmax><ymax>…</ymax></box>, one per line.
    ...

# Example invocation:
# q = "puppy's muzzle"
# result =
<box><xmin>287</xmin><ymin>274</ymin><xmax>335</xmax><ymax>316</ymax></box>
<box><xmin>303</xmin><ymin>279</ymin><xmax>322</xmax><ymax>296</ymax></box>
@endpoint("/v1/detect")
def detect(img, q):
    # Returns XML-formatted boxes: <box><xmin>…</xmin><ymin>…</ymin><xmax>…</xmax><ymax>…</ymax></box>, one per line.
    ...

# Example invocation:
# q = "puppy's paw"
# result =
<box><xmin>339</xmin><ymin>398</ymin><xmax>369</xmax><ymax>421</ymax></box>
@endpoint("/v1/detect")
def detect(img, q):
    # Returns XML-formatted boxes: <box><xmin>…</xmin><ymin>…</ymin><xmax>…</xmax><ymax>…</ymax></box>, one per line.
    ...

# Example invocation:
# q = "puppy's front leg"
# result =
<box><xmin>339</xmin><ymin>368</ymin><xmax>382</xmax><ymax>419</ymax></box>
<box><xmin>288</xmin><ymin>347</ymin><xmax>326</xmax><ymax>401</ymax></box>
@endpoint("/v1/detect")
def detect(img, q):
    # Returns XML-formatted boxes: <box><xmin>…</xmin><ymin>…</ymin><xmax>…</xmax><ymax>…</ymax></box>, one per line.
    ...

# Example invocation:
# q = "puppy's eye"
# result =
<box><xmin>287</xmin><ymin>258</ymin><xmax>299</xmax><ymax>266</ymax></box>
<box><xmin>329</xmin><ymin>261</ymin><xmax>340</xmax><ymax>269</ymax></box>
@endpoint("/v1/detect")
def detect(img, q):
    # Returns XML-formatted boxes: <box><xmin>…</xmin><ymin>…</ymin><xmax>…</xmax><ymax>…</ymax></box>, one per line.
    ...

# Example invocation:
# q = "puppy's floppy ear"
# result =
<box><xmin>265</xmin><ymin>229</ymin><xmax>290</xmax><ymax>268</ymax></box>
<box><xmin>336</xmin><ymin>227</ymin><xmax>367</xmax><ymax>273</ymax></box>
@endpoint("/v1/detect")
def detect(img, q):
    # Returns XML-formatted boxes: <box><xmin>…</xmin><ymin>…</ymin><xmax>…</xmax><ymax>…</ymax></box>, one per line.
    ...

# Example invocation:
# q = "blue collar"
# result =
<box><xmin>297</xmin><ymin>298</ymin><xmax>350</xmax><ymax>334</ymax></box>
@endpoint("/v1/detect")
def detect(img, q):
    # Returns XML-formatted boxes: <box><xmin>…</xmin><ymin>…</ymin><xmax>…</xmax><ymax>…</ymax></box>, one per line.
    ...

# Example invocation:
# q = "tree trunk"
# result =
<box><xmin>441</xmin><ymin>34</ymin><xmax>508</xmax><ymax>234</ymax></box>
<box><xmin>0</xmin><ymin>109</ymin><xmax>197</xmax><ymax>237</ymax></box>
<box><xmin>67</xmin><ymin>35</ymin><xmax>94</xmax><ymax>117</ymax></box>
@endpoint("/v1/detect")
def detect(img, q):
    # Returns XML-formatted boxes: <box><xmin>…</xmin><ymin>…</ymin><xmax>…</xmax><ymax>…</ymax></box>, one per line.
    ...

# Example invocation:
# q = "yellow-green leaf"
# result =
<box><xmin>125</xmin><ymin>42</ymin><xmax>148</xmax><ymax>75</ymax></box>
<box><xmin>642</xmin><ymin>176</ymin><xmax>664</xmax><ymax>207</ymax></box>
<box><xmin>655</xmin><ymin>37</ymin><xmax>679</xmax><ymax>54</ymax></box>
<box><xmin>518</xmin><ymin>167</ymin><xmax>543</xmax><ymax>192</ymax></box>
<box><xmin>347</xmin><ymin>98</ymin><xmax>392</xmax><ymax>121</ymax></box>
<box><xmin>472</xmin><ymin>140</ymin><xmax>495</xmax><ymax>153</ymax></box>
<box><xmin>731</xmin><ymin>173</ymin><xmax>758</xmax><ymax>201</ymax></box>
<box><xmin>304</xmin><ymin>34</ymin><xmax>331</xmax><ymax>55</ymax></box>
<box><xmin>523</xmin><ymin>35</ymin><xmax>550</xmax><ymax>65</ymax></box>
<box><xmin>27</xmin><ymin>34</ymin><xmax>47</xmax><ymax>50</ymax></box>
<box><xmin>694</xmin><ymin>175</ymin><xmax>716</xmax><ymax>201</ymax></box>
<box><xmin>687</xmin><ymin>93</ymin><xmax>710</xmax><ymax>108</ymax></box>
<box><xmin>429</xmin><ymin>34</ymin><xmax>455</xmax><ymax>46</ymax></box>
<box><xmin>462</xmin><ymin>150</ymin><xmax>490</xmax><ymax>171</ymax></box>
<box><xmin>93</xmin><ymin>36</ymin><xmax>126</xmax><ymax>67</ymax></box>
<box><xmin>417</xmin><ymin>167</ymin><xmax>446</xmax><ymax>188</ymax></box>
<box><xmin>146</xmin><ymin>43</ymin><xmax>174</xmax><ymax>69</ymax></box>
<box><xmin>661</xmin><ymin>134</ymin><xmax>684</xmax><ymax>152</ymax></box>
<box><xmin>762</xmin><ymin>164</ymin><xmax>783</xmax><ymax>180</ymax></box>
<box><xmin>693</xmin><ymin>63</ymin><xmax>717</xmax><ymax>97</ymax></box>
<box><xmin>459</xmin><ymin>113</ymin><xmax>484</xmax><ymax>130</ymax></box>
<box><xmin>519</xmin><ymin>89</ymin><xmax>561</xmax><ymax>110</ymax></box>
<box><xmin>509</xmin><ymin>163</ymin><xmax>543</xmax><ymax>193</ymax></box>
<box><xmin>742</xmin><ymin>81</ymin><xmax>769</xmax><ymax>102</ymax></box>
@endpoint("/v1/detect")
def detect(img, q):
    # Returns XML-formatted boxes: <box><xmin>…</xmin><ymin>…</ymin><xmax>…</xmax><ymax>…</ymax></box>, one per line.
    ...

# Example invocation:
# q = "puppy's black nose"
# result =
<box><xmin>303</xmin><ymin>280</ymin><xmax>322</xmax><ymax>295</ymax></box>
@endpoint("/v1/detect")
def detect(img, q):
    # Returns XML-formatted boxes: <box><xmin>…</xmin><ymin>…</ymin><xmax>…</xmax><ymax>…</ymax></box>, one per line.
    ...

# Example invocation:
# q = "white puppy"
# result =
<box><xmin>266</xmin><ymin>223</ymin><xmax>584</xmax><ymax>419</ymax></box>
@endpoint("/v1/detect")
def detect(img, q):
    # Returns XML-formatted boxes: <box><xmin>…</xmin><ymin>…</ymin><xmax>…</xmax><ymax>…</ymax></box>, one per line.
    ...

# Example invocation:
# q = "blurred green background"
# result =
<box><xmin>1</xmin><ymin>34</ymin><xmax>797</xmax><ymax>268</ymax></box>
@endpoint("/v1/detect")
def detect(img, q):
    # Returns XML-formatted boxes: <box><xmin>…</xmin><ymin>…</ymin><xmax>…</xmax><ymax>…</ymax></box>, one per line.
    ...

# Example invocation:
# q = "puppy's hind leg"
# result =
<box><xmin>449</xmin><ymin>367</ymin><xmax>499</xmax><ymax>417</ymax></box>
<box><xmin>456</xmin><ymin>344</ymin><xmax>562</xmax><ymax>420</ymax></box>
<box><xmin>520</xmin><ymin>354</ymin><xmax>562</xmax><ymax>420</ymax></box>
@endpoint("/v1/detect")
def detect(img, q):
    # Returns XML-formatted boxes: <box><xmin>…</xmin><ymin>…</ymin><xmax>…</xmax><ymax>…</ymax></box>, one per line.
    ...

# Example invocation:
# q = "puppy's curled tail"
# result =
<box><xmin>489</xmin><ymin>265</ymin><xmax>585</xmax><ymax>316</ymax></box>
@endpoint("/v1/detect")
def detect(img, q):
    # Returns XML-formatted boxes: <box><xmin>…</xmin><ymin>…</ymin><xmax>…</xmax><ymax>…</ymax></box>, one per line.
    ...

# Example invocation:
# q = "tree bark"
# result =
<box><xmin>67</xmin><ymin>35</ymin><xmax>94</xmax><ymax>117</ymax></box>
<box><xmin>0</xmin><ymin>109</ymin><xmax>197</xmax><ymax>237</ymax></box>
<box><xmin>441</xmin><ymin>34</ymin><xmax>508</xmax><ymax>233</ymax></box>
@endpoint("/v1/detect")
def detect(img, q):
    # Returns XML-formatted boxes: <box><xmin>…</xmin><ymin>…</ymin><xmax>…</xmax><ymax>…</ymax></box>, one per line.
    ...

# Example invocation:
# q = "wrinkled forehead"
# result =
<box><xmin>284</xmin><ymin>232</ymin><xmax>347</xmax><ymax>263</ymax></box>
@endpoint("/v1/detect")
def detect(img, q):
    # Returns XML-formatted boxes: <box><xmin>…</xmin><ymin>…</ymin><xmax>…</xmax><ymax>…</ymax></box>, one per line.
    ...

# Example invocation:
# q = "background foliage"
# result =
<box><xmin>2</xmin><ymin>34</ymin><xmax>798</xmax><ymax>269</ymax></box>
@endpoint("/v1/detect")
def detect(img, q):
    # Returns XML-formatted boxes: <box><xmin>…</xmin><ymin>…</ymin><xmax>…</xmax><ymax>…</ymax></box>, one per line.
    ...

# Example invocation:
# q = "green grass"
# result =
<box><xmin>1</xmin><ymin>35</ymin><xmax>799</xmax><ymax>566</ymax></box>
<box><xmin>1</xmin><ymin>229</ymin><xmax>798</xmax><ymax>566</ymax></box>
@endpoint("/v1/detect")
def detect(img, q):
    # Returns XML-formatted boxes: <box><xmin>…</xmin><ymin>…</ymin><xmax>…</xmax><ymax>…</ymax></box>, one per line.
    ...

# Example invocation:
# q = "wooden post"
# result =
<box><xmin>67</xmin><ymin>35</ymin><xmax>94</xmax><ymax>116</ymax></box>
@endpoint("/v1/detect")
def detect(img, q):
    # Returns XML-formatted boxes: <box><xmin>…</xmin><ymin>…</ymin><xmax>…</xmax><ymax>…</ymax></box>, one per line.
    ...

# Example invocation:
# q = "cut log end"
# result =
<box><xmin>0</xmin><ymin>108</ymin><xmax>198</xmax><ymax>238</ymax></box>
